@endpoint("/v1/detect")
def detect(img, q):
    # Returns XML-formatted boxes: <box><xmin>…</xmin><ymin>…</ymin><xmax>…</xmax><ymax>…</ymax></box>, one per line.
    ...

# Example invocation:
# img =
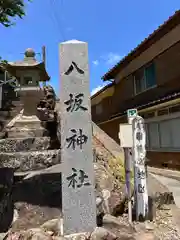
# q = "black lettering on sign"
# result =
<box><xmin>64</xmin><ymin>61</ymin><xmax>84</xmax><ymax>75</ymax></box>
<box><xmin>137</xmin><ymin>157</ymin><xmax>145</xmax><ymax>165</ymax></box>
<box><xmin>136</xmin><ymin>132</ymin><xmax>143</xmax><ymax>141</ymax></box>
<box><xmin>66</xmin><ymin>129</ymin><xmax>88</xmax><ymax>150</ymax></box>
<box><xmin>137</xmin><ymin>122</ymin><xmax>141</xmax><ymax>129</ymax></box>
<box><xmin>136</xmin><ymin>144</ymin><xmax>143</xmax><ymax>152</ymax></box>
<box><xmin>66</xmin><ymin>168</ymin><xmax>91</xmax><ymax>189</ymax></box>
<box><xmin>137</xmin><ymin>170</ymin><xmax>146</xmax><ymax>179</ymax></box>
<box><xmin>138</xmin><ymin>184</ymin><xmax>145</xmax><ymax>193</ymax></box>
<box><xmin>64</xmin><ymin>93</ymin><xmax>88</xmax><ymax>112</ymax></box>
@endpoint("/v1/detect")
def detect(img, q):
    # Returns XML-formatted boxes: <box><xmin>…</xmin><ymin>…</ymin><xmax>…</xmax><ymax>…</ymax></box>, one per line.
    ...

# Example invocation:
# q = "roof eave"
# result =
<box><xmin>91</xmin><ymin>82</ymin><xmax>114</xmax><ymax>99</ymax></box>
<box><xmin>5</xmin><ymin>62</ymin><xmax>50</xmax><ymax>82</ymax></box>
<box><xmin>102</xmin><ymin>10</ymin><xmax>180</xmax><ymax>81</ymax></box>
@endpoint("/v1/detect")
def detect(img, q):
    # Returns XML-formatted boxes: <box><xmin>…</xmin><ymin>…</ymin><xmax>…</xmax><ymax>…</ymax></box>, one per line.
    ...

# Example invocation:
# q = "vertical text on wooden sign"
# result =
<box><xmin>132</xmin><ymin>116</ymin><xmax>148</xmax><ymax>221</ymax></box>
<box><xmin>60</xmin><ymin>40</ymin><xmax>96</xmax><ymax>235</ymax></box>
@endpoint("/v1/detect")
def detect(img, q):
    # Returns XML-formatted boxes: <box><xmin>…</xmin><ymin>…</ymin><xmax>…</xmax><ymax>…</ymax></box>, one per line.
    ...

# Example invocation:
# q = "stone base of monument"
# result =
<box><xmin>13</xmin><ymin>115</ymin><xmax>42</xmax><ymax>128</ymax></box>
<box><xmin>6</xmin><ymin>127</ymin><xmax>48</xmax><ymax>138</ymax></box>
<box><xmin>5</xmin><ymin>113</ymin><xmax>48</xmax><ymax>138</ymax></box>
<box><xmin>13</xmin><ymin>114</ymin><xmax>46</xmax><ymax>134</ymax></box>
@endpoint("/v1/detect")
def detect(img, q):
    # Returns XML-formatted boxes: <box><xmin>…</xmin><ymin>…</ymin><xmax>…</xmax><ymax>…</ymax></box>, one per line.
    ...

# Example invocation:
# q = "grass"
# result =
<box><xmin>108</xmin><ymin>154</ymin><xmax>134</xmax><ymax>185</ymax></box>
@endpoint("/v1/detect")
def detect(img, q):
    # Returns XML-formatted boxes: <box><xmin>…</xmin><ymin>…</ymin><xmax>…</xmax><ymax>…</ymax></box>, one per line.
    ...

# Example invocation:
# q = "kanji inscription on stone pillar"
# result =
<box><xmin>59</xmin><ymin>40</ymin><xmax>96</xmax><ymax>235</ymax></box>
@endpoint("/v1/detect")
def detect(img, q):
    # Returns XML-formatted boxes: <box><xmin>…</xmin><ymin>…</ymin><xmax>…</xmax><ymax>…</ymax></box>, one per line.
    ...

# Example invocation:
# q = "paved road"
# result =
<box><xmin>151</xmin><ymin>173</ymin><xmax>180</xmax><ymax>208</ymax></box>
<box><xmin>148</xmin><ymin>166</ymin><xmax>180</xmax><ymax>181</ymax></box>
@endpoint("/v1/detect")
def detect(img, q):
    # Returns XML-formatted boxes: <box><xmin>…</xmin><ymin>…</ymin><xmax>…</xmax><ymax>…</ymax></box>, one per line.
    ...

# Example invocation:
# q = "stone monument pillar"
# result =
<box><xmin>60</xmin><ymin>40</ymin><xmax>96</xmax><ymax>235</ymax></box>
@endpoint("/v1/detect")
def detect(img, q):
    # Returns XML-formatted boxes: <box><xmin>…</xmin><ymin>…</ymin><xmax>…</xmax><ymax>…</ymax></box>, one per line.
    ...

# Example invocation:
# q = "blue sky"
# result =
<box><xmin>0</xmin><ymin>0</ymin><xmax>179</xmax><ymax>96</ymax></box>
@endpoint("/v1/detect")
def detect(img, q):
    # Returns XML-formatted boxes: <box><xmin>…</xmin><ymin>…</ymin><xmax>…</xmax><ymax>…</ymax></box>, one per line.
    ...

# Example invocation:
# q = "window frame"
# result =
<box><xmin>146</xmin><ymin>112</ymin><xmax>180</xmax><ymax>152</ymax></box>
<box><xmin>134</xmin><ymin>62</ymin><xmax>156</xmax><ymax>95</ymax></box>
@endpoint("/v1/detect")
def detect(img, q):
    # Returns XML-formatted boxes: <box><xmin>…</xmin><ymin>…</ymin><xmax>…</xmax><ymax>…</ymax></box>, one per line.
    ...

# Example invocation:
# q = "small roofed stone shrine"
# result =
<box><xmin>5</xmin><ymin>48</ymin><xmax>50</xmax><ymax>138</ymax></box>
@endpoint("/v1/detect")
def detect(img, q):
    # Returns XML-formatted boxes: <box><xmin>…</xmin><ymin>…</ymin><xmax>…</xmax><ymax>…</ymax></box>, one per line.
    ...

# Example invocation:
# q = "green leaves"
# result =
<box><xmin>0</xmin><ymin>0</ymin><xmax>31</xmax><ymax>27</ymax></box>
<box><xmin>0</xmin><ymin>57</ymin><xmax>8</xmax><ymax>72</ymax></box>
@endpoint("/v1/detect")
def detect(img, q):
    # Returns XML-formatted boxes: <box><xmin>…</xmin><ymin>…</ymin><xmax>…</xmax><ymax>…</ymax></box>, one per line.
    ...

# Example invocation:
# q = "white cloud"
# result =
<box><xmin>91</xmin><ymin>53</ymin><xmax>122</xmax><ymax>67</ymax></box>
<box><xmin>92</xmin><ymin>60</ymin><xmax>99</xmax><ymax>66</ymax></box>
<box><xmin>91</xmin><ymin>84</ymin><xmax>106</xmax><ymax>96</ymax></box>
<box><xmin>101</xmin><ymin>52</ymin><xmax>123</xmax><ymax>65</ymax></box>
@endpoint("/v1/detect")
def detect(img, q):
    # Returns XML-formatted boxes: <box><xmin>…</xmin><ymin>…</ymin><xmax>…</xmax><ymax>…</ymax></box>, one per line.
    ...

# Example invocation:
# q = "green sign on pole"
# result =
<box><xmin>127</xmin><ymin>109</ymin><xmax>137</xmax><ymax>118</ymax></box>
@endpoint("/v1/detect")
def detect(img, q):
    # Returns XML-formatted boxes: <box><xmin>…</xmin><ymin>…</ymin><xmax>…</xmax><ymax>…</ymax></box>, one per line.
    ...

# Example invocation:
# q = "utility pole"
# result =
<box><xmin>42</xmin><ymin>46</ymin><xmax>46</xmax><ymax>87</ymax></box>
<box><xmin>42</xmin><ymin>46</ymin><xmax>46</xmax><ymax>67</ymax></box>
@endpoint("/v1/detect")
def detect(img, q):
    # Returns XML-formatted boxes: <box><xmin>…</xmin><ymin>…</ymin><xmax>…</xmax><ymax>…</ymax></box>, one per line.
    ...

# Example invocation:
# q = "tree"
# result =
<box><xmin>0</xmin><ymin>0</ymin><xmax>31</xmax><ymax>63</ymax></box>
<box><xmin>0</xmin><ymin>0</ymin><xmax>30</xmax><ymax>27</ymax></box>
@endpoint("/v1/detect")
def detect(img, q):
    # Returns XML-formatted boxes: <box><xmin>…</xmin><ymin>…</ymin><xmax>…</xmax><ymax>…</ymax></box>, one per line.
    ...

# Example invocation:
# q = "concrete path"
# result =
<box><xmin>151</xmin><ymin>173</ymin><xmax>180</xmax><ymax>208</ymax></box>
<box><xmin>148</xmin><ymin>166</ymin><xmax>180</xmax><ymax>181</ymax></box>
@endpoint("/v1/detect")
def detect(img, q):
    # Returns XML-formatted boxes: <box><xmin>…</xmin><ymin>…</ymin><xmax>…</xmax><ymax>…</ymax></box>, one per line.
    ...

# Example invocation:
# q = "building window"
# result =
<box><xmin>134</xmin><ymin>62</ymin><xmax>156</xmax><ymax>95</ymax></box>
<box><xmin>171</xmin><ymin>118</ymin><xmax>180</xmax><ymax>148</ymax></box>
<box><xmin>159</xmin><ymin>120</ymin><xmax>172</xmax><ymax>148</ymax></box>
<box><xmin>143</xmin><ymin>111</ymin><xmax>155</xmax><ymax>119</ymax></box>
<box><xmin>157</xmin><ymin>108</ymin><xmax>169</xmax><ymax>116</ymax></box>
<box><xmin>134</xmin><ymin>68</ymin><xmax>145</xmax><ymax>94</ymax></box>
<box><xmin>148</xmin><ymin>122</ymin><xmax>160</xmax><ymax>149</ymax></box>
<box><xmin>146</xmin><ymin>117</ymin><xmax>180</xmax><ymax>150</ymax></box>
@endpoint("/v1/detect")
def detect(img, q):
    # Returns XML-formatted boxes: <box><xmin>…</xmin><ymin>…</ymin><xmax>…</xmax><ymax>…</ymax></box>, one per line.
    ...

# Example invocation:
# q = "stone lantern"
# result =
<box><xmin>5</xmin><ymin>48</ymin><xmax>50</xmax><ymax>137</ymax></box>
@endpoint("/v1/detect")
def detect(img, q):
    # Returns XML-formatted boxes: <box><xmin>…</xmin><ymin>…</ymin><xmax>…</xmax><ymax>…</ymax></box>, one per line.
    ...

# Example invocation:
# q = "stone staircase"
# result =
<box><xmin>0</xmin><ymin>134</ymin><xmax>61</xmax><ymax>231</ymax></box>
<box><xmin>0</xmin><ymin>137</ymin><xmax>60</xmax><ymax>172</ymax></box>
<box><xmin>0</xmin><ymin>121</ymin><xmax>122</xmax><ymax>176</ymax></box>
<box><xmin>0</xmin><ymin>100</ymin><xmax>60</xmax><ymax>172</ymax></box>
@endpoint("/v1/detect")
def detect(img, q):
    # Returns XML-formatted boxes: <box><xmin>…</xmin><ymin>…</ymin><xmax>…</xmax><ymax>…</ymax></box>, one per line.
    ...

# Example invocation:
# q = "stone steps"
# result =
<box><xmin>6</xmin><ymin>127</ymin><xmax>49</xmax><ymax>138</ymax></box>
<box><xmin>0</xmin><ymin>137</ymin><xmax>52</xmax><ymax>152</ymax></box>
<box><xmin>0</xmin><ymin>149</ymin><xmax>60</xmax><ymax>172</ymax></box>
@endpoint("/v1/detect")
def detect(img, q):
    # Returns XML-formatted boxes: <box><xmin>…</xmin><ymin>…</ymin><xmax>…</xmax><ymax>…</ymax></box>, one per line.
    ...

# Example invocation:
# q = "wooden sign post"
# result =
<box><xmin>132</xmin><ymin>116</ymin><xmax>148</xmax><ymax>221</ymax></box>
